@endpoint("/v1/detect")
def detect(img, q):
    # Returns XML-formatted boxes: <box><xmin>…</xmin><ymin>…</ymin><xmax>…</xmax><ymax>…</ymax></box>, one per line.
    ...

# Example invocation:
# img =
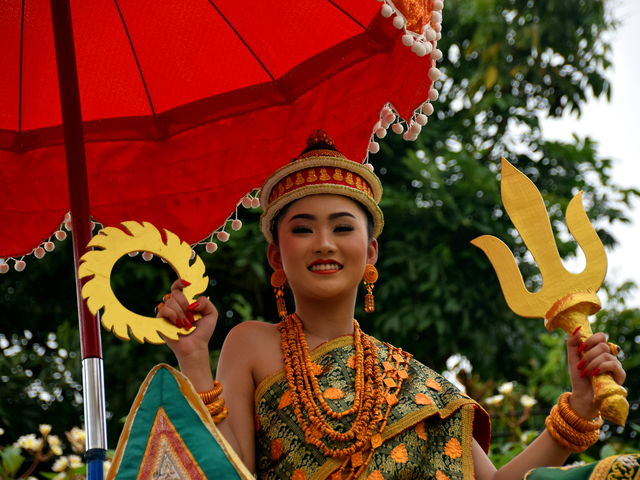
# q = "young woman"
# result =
<box><xmin>158</xmin><ymin>131</ymin><xmax>626</xmax><ymax>479</ymax></box>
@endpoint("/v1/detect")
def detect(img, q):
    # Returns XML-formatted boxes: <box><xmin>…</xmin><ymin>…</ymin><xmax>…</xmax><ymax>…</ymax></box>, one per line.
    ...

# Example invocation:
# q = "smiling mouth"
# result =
<box><xmin>308</xmin><ymin>263</ymin><xmax>343</xmax><ymax>272</ymax></box>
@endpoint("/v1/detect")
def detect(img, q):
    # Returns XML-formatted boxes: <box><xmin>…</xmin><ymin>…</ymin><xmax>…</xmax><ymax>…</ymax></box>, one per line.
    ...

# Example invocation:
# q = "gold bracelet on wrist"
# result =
<box><xmin>198</xmin><ymin>381</ymin><xmax>227</xmax><ymax>424</ymax></box>
<box><xmin>545</xmin><ymin>393</ymin><xmax>601</xmax><ymax>453</ymax></box>
<box><xmin>198</xmin><ymin>381</ymin><xmax>223</xmax><ymax>404</ymax></box>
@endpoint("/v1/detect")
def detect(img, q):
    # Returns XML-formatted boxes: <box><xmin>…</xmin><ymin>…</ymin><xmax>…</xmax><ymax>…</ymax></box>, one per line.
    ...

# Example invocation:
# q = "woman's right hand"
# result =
<box><xmin>157</xmin><ymin>278</ymin><xmax>218</xmax><ymax>360</ymax></box>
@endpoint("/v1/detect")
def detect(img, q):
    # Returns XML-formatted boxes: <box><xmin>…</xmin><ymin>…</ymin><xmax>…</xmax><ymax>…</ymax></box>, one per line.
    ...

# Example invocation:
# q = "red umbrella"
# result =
<box><xmin>0</xmin><ymin>0</ymin><xmax>442</xmax><ymax>476</ymax></box>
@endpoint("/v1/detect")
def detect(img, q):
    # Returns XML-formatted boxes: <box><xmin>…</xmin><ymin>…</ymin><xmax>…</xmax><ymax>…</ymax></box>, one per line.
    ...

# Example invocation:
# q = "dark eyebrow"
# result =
<box><xmin>288</xmin><ymin>212</ymin><xmax>356</xmax><ymax>222</ymax></box>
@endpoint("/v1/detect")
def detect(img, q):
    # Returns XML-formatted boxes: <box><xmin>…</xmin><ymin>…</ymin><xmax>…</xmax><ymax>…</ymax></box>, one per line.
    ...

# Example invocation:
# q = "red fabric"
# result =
<box><xmin>0</xmin><ymin>0</ymin><xmax>435</xmax><ymax>257</ymax></box>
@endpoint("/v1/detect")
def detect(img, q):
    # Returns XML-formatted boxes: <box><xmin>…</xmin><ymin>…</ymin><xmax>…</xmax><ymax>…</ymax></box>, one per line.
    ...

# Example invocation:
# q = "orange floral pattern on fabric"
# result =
<box><xmin>436</xmin><ymin>469</ymin><xmax>450</xmax><ymax>480</ymax></box>
<box><xmin>415</xmin><ymin>393</ymin><xmax>433</xmax><ymax>405</ymax></box>
<box><xmin>291</xmin><ymin>469</ymin><xmax>306</xmax><ymax>480</ymax></box>
<box><xmin>444</xmin><ymin>438</ymin><xmax>463</xmax><ymax>459</ymax></box>
<box><xmin>271</xmin><ymin>439</ymin><xmax>284</xmax><ymax>460</ymax></box>
<box><xmin>426</xmin><ymin>378</ymin><xmax>442</xmax><ymax>391</ymax></box>
<box><xmin>415</xmin><ymin>421</ymin><xmax>428</xmax><ymax>440</ymax></box>
<box><xmin>278</xmin><ymin>391</ymin><xmax>293</xmax><ymax>409</ymax></box>
<box><xmin>390</xmin><ymin>444</ymin><xmax>409</xmax><ymax>463</ymax></box>
<box><xmin>366</xmin><ymin>470</ymin><xmax>384</xmax><ymax>480</ymax></box>
<box><xmin>322</xmin><ymin>387</ymin><xmax>345</xmax><ymax>400</ymax></box>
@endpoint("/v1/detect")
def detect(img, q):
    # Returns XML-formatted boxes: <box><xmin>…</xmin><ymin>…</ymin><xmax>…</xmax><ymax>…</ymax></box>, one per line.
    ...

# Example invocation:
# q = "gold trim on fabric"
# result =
<box><xmin>108</xmin><ymin>363</ymin><xmax>253</xmax><ymax>480</ymax></box>
<box><xmin>591</xmin><ymin>455</ymin><xmax>617</xmax><ymax>480</ymax></box>
<box><xmin>461</xmin><ymin>405</ymin><xmax>476</xmax><ymax>479</ymax></box>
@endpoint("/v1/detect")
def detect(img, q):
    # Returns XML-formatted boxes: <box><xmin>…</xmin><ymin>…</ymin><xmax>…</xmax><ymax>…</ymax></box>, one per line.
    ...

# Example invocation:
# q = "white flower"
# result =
<box><xmin>39</xmin><ymin>424</ymin><xmax>52</xmax><ymax>436</ymax></box>
<box><xmin>52</xmin><ymin>457</ymin><xmax>69</xmax><ymax>472</ymax></box>
<box><xmin>0</xmin><ymin>427</ymin><xmax>4</xmax><ymax>436</ymax></box>
<box><xmin>485</xmin><ymin>394</ymin><xmax>504</xmax><ymax>406</ymax></box>
<box><xmin>16</xmin><ymin>433</ymin><xmax>43</xmax><ymax>452</ymax></box>
<box><xmin>498</xmin><ymin>381</ymin><xmax>515</xmax><ymax>395</ymax></box>
<box><xmin>520</xmin><ymin>394</ymin><xmax>538</xmax><ymax>408</ymax></box>
<box><xmin>68</xmin><ymin>454</ymin><xmax>83</xmax><ymax>469</ymax></box>
<box><xmin>68</xmin><ymin>427</ymin><xmax>86</xmax><ymax>443</ymax></box>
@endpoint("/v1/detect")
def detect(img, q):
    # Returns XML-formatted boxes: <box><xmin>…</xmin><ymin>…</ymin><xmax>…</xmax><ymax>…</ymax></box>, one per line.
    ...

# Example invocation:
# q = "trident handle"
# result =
<box><xmin>547</xmin><ymin>295</ymin><xmax>629</xmax><ymax>425</ymax></box>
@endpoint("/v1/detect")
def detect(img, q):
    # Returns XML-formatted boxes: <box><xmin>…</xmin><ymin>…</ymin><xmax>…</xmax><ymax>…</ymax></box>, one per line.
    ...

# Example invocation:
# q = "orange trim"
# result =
<box><xmin>268</xmin><ymin>166</ymin><xmax>374</xmax><ymax>204</ymax></box>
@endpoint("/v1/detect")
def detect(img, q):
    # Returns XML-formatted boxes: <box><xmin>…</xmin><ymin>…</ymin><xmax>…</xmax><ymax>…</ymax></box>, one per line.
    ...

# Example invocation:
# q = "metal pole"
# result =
<box><xmin>49</xmin><ymin>1</ymin><xmax>107</xmax><ymax>478</ymax></box>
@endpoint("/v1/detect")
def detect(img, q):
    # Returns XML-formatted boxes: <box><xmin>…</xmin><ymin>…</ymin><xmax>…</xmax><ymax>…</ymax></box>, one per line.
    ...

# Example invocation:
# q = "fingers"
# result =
<box><xmin>572</xmin><ymin>331</ymin><xmax>626</xmax><ymax>385</ymax></box>
<box><xmin>157</xmin><ymin>279</ymin><xmax>195</xmax><ymax>330</ymax></box>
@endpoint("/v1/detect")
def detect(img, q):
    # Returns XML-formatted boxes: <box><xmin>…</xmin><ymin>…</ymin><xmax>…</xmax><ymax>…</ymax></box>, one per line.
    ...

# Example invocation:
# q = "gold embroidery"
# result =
<box><xmin>333</xmin><ymin>168</ymin><xmax>344</xmax><ymax>181</ymax></box>
<box><xmin>320</xmin><ymin>168</ymin><xmax>331</xmax><ymax>181</ymax></box>
<box><xmin>355</xmin><ymin>176</ymin><xmax>363</xmax><ymax>190</ymax></box>
<box><xmin>307</xmin><ymin>169</ymin><xmax>318</xmax><ymax>182</ymax></box>
<box><xmin>285</xmin><ymin>176</ymin><xmax>294</xmax><ymax>189</ymax></box>
<box><xmin>295</xmin><ymin>172</ymin><xmax>305</xmax><ymax>185</ymax></box>
<box><xmin>277</xmin><ymin>184</ymin><xmax>285</xmax><ymax>196</ymax></box>
<box><xmin>345</xmin><ymin>172</ymin><xmax>354</xmax><ymax>185</ymax></box>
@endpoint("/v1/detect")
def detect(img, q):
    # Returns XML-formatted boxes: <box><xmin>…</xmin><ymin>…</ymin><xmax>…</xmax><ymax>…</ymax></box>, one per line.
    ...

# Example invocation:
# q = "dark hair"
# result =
<box><xmin>271</xmin><ymin>198</ymin><xmax>375</xmax><ymax>245</ymax></box>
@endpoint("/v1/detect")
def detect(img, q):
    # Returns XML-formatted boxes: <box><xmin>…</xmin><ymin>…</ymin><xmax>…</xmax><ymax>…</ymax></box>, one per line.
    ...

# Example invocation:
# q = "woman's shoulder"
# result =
<box><xmin>225</xmin><ymin>320</ymin><xmax>279</xmax><ymax>345</ymax></box>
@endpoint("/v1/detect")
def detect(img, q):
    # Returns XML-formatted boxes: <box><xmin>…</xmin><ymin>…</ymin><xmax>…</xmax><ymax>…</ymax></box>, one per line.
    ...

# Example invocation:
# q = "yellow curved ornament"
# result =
<box><xmin>78</xmin><ymin>221</ymin><xmax>208</xmax><ymax>344</ymax></box>
<box><xmin>471</xmin><ymin>158</ymin><xmax>628</xmax><ymax>425</ymax></box>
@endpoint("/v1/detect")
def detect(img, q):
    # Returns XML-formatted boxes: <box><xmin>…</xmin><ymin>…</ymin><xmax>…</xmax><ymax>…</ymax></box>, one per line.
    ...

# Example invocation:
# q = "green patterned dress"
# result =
<box><xmin>254</xmin><ymin>336</ymin><xmax>490</xmax><ymax>480</ymax></box>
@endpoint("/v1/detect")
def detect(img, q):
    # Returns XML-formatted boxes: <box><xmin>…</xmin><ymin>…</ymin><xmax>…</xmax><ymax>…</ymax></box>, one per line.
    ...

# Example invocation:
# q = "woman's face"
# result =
<box><xmin>268</xmin><ymin>194</ymin><xmax>378</xmax><ymax>303</ymax></box>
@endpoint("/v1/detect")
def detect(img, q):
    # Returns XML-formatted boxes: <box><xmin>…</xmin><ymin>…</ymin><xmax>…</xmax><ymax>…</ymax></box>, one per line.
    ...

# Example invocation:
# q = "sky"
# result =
<box><xmin>540</xmin><ymin>0</ymin><xmax>640</xmax><ymax>308</ymax></box>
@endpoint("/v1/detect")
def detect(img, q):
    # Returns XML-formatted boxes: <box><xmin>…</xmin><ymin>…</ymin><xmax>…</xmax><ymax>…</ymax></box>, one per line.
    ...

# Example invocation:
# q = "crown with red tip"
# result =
<box><xmin>259</xmin><ymin>130</ymin><xmax>384</xmax><ymax>243</ymax></box>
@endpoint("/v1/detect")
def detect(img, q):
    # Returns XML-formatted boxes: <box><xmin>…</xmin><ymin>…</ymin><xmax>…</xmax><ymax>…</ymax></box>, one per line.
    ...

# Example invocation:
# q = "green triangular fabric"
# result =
<box><xmin>108</xmin><ymin>364</ymin><xmax>252</xmax><ymax>480</ymax></box>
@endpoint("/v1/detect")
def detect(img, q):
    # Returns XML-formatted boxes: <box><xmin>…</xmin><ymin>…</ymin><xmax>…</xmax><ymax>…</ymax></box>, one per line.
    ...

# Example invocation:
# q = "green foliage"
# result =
<box><xmin>1</xmin><ymin>446</ymin><xmax>25</xmax><ymax>478</ymax></box>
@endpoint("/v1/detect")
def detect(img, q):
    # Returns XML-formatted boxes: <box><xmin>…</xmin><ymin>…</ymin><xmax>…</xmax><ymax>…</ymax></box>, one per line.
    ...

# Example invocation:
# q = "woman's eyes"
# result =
<box><xmin>290</xmin><ymin>224</ymin><xmax>355</xmax><ymax>234</ymax></box>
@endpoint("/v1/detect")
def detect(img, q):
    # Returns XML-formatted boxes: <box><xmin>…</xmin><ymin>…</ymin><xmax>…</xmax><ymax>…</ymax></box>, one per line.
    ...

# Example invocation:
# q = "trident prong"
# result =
<box><xmin>472</xmin><ymin>158</ymin><xmax>628</xmax><ymax>425</ymax></box>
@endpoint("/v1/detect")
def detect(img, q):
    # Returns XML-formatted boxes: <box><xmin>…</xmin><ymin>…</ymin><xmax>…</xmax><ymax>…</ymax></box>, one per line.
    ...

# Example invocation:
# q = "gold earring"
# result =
<box><xmin>363</xmin><ymin>264</ymin><xmax>378</xmax><ymax>313</ymax></box>
<box><xmin>271</xmin><ymin>269</ymin><xmax>288</xmax><ymax>319</ymax></box>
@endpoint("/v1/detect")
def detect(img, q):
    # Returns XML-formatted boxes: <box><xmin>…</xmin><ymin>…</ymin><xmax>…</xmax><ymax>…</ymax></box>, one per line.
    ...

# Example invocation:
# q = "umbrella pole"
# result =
<box><xmin>50</xmin><ymin>1</ymin><xmax>107</xmax><ymax>478</ymax></box>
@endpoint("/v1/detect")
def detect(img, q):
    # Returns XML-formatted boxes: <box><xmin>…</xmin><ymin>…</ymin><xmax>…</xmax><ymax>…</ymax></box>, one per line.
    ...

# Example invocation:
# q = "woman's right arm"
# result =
<box><xmin>160</xmin><ymin>279</ymin><xmax>257</xmax><ymax>472</ymax></box>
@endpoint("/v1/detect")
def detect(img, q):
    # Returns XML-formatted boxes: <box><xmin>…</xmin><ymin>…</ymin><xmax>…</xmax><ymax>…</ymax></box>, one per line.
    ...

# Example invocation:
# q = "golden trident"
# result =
<box><xmin>471</xmin><ymin>158</ymin><xmax>628</xmax><ymax>425</ymax></box>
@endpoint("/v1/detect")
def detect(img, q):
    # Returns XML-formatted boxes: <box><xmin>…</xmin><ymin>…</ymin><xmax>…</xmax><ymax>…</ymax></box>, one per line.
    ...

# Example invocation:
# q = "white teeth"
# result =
<box><xmin>309</xmin><ymin>263</ymin><xmax>342</xmax><ymax>271</ymax></box>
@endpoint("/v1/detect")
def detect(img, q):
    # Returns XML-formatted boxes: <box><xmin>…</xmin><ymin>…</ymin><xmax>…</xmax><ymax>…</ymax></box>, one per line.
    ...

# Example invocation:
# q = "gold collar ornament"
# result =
<box><xmin>78</xmin><ymin>221</ymin><xmax>208</xmax><ymax>344</ymax></box>
<box><xmin>472</xmin><ymin>158</ymin><xmax>628</xmax><ymax>425</ymax></box>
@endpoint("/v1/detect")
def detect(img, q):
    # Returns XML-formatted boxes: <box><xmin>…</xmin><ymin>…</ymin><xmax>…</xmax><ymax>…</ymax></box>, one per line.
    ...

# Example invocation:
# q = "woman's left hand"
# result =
<box><xmin>567</xmin><ymin>328</ymin><xmax>626</xmax><ymax>418</ymax></box>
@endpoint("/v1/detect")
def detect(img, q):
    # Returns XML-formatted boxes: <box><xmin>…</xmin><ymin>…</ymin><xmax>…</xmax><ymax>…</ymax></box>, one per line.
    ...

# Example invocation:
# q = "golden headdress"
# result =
<box><xmin>259</xmin><ymin>130</ymin><xmax>384</xmax><ymax>243</ymax></box>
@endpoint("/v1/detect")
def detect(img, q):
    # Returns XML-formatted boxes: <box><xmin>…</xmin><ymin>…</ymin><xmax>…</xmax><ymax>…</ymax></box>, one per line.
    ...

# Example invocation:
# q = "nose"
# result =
<box><xmin>313</xmin><ymin>227</ymin><xmax>336</xmax><ymax>254</ymax></box>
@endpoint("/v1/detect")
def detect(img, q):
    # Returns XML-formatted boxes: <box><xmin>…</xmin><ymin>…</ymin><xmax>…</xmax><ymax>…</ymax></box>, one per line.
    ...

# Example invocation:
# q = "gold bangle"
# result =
<box><xmin>198</xmin><ymin>381</ymin><xmax>223</xmax><ymax>404</ymax></box>
<box><xmin>549</xmin><ymin>406</ymin><xmax>599</xmax><ymax>446</ymax></box>
<box><xmin>545</xmin><ymin>393</ymin><xmax>601</xmax><ymax>453</ymax></box>
<box><xmin>206</xmin><ymin>398</ymin><xmax>226</xmax><ymax>415</ymax></box>
<box><xmin>557</xmin><ymin>393</ymin><xmax>602</xmax><ymax>431</ymax></box>
<box><xmin>212</xmin><ymin>407</ymin><xmax>228</xmax><ymax>424</ymax></box>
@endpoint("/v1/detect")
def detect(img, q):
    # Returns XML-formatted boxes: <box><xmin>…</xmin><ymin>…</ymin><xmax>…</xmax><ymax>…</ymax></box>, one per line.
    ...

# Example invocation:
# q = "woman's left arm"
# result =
<box><xmin>473</xmin><ymin>328</ymin><xmax>626</xmax><ymax>480</ymax></box>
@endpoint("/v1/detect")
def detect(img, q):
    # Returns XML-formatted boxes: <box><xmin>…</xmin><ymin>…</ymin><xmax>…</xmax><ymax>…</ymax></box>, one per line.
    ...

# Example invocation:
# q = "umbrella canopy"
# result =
<box><xmin>0</xmin><ymin>0</ymin><xmax>441</xmax><ymax>262</ymax></box>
